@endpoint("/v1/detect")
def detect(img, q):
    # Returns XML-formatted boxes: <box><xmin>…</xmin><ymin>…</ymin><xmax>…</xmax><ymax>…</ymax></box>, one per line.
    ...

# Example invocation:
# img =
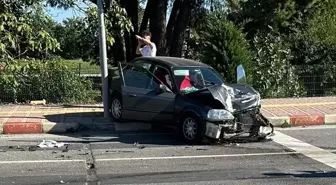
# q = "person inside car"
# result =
<box><xmin>180</xmin><ymin>70</ymin><xmax>202</xmax><ymax>93</ymax></box>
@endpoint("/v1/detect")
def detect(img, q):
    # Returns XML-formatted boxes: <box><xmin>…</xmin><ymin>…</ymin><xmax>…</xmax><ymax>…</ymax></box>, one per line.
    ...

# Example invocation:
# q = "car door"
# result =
<box><xmin>136</xmin><ymin>65</ymin><xmax>176</xmax><ymax>123</ymax></box>
<box><xmin>118</xmin><ymin>62</ymin><xmax>174</xmax><ymax>122</ymax></box>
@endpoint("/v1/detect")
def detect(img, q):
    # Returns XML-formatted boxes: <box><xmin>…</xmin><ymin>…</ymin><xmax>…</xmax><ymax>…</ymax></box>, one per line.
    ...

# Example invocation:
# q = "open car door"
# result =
<box><xmin>117</xmin><ymin>62</ymin><xmax>175</xmax><ymax>123</ymax></box>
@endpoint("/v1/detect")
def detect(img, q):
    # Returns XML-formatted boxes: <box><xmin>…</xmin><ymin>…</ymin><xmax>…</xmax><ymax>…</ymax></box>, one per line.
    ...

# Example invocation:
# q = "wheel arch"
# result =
<box><xmin>109</xmin><ymin>90</ymin><xmax>122</xmax><ymax>110</ymax></box>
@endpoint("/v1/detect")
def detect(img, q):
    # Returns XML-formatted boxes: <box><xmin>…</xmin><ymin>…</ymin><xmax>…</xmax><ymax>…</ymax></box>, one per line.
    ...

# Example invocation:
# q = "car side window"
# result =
<box><xmin>152</xmin><ymin>66</ymin><xmax>174</xmax><ymax>92</ymax></box>
<box><xmin>134</xmin><ymin>61</ymin><xmax>152</xmax><ymax>71</ymax></box>
<box><xmin>122</xmin><ymin>64</ymin><xmax>159</xmax><ymax>89</ymax></box>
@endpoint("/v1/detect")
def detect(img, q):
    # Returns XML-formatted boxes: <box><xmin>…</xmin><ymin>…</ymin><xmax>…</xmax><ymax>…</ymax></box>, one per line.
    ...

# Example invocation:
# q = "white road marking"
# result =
<box><xmin>96</xmin><ymin>151</ymin><xmax>301</xmax><ymax>162</ymax></box>
<box><xmin>272</xmin><ymin>131</ymin><xmax>336</xmax><ymax>169</ymax></box>
<box><xmin>95</xmin><ymin>148</ymin><xmax>336</xmax><ymax>162</ymax></box>
<box><xmin>1</xmin><ymin>149</ymin><xmax>336</xmax><ymax>164</ymax></box>
<box><xmin>0</xmin><ymin>159</ymin><xmax>85</xmax><ymax>164</ymax></box>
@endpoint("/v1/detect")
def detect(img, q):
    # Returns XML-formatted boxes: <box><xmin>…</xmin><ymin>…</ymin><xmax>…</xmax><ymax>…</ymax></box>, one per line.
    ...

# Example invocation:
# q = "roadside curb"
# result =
<box><xmin>0</xmin><ymin>114</ymin><xmax>335</xmax><ymax>134</ymax></box>
<box><xmin>3</xmin><ymin>122</ymin><xmax>42</xmax><ymax>134</ymax></box>
<box><xmin>0</xmin><ymin>120</ymin><xmax>115</xmax><ymax>134</ymax></box>
<box><xmin>267</xmin><ymin>117</ymin><xmax>290</xmax><ymax>127</ymax></box>
<box><xmin>324</xmin><ymin>114</ymin><xmax>336</xmax><ymax>125</ymax></box>
<box><xmin>266</xmin><ymin>114</ymin><xmax>336</xmax><ymax>128</ymax></box>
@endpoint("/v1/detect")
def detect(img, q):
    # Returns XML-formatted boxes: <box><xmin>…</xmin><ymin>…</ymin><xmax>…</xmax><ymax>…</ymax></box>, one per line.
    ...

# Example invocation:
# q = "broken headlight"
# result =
<box><xmin>256</xmin><ymin>92</ymin><xmax>261</xmax><ymax>106</ymax></box>
<box><xmin>207</xmin><ymin>109</ymin><xmax>235</xmax><ymax>121</ymax></box>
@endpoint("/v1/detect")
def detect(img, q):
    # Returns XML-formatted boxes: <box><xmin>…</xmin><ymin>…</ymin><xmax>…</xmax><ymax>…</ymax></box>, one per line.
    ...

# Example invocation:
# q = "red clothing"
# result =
<box><xmin>180</xmin><ymin>76</ymin><xmax>192</xmax><ymax>90</ymax></box>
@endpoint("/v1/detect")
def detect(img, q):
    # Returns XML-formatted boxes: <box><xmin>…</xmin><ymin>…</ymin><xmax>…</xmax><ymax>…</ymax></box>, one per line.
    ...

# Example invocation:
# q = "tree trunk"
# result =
<box><xmin>139</xmin><ymin>0</ymin><xmax>155</xmax><ymax>33</ymax></box>
<box><xmin>149</xmin><ymin>0</ymin><xmax>168</xmax><ymax>56</ymax></box>
<box><xmin>111</xmin><ymin>34</ymin><xmax>126</xmax><ymax>64</ymax></box>
<box><xmin>165</xmin><ymin>0</ymin><xmax>183</xmax><ymax>56</ymax></box>
<box><xmin>168</xmin><ymin>0</ymin><xmax>196</xmax><ymax>57</ymax></box>
<box><xmin>120</xmin><ymin>0</ymin><xmax>138</xmax><ymax>61</ymax></box>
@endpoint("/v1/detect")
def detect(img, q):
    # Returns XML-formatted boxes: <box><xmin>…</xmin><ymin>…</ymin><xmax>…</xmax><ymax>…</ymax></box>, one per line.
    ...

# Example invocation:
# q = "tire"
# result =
<box><xmin>179</xmin><ymin>114</ymin><xmax>204</xmax><ymax>144</ymax></box>
<box><xmin>110</xmin><ymin>94</ymin><xmax>122</xmax><ymax>122</ymax></box>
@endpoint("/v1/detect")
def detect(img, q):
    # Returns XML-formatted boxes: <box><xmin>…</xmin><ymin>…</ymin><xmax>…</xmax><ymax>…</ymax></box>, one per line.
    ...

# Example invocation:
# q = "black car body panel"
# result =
<box><xmin>109</xmin><ymin>57</ymin><xmax>274</xmax><ymax>141</ymax></box>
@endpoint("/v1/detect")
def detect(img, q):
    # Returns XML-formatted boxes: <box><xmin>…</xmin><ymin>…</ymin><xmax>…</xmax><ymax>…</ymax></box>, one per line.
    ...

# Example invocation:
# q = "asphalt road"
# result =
<box><xmin>0</xmin><ymin>125</ymin><xmax>335</xmax><ymax>185</ymax></box>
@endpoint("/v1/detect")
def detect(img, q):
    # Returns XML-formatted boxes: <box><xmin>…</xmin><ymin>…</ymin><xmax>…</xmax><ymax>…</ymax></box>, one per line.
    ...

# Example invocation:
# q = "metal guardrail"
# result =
<box><xmin>80</xmin><ymin>74</ymin><xmax>101</xmax><ymax>77</ymax></box>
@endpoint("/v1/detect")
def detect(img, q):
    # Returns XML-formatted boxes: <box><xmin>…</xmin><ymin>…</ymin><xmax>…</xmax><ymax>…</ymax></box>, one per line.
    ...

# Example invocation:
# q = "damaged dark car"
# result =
<box><xmin>109</xmin><ymin>56</ymin><xmax>274</xmax><ymax>143</ymax></box>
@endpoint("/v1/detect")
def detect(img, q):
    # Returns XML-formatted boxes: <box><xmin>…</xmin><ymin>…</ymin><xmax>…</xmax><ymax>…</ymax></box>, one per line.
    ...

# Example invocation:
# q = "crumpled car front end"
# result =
<box><xmin>189</xmin><ymin>84</ymin><xmax>274</xmax><ymax>140</ymax></box>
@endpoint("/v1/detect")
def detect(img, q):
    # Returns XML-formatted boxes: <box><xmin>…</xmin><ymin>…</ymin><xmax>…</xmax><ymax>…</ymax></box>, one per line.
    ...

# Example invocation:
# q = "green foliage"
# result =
<box><xmin>18</xmin><ymin>59</ymin><xmax>101</xmax><ymax>74</ymax></box>
<box><xmin>0</xmin><ymin>60</ymin><xmax>97</xmax><ymax>104</ymax></box>
<box><xmin>251</xmin><ymin>30</ymin><xmax>306</xmax><ymax>98</ymax></box>
<box><xmin>54</xmin><ymin>18</ymin><xmax>84</xmax><ymax>59</ymax></box>
<box><xmin>293</xmin><ymin>64</ymin><xmax>336</xmax><ymax>96</ymax></box>
<box><xmin>0</xmin><ymin>1</ymin><xmax>60</xmax><ymax>65</ymax></box>
<box><xmin>53</xmin><ymin>3</ymin><xmax>133</xmax><ymax>64</ymax></box>
<box><xmin>238</xmin><ymin>0</ymin><xmax>323</xmax><ymax>38</ymax></box>
<box><xmin>306</xmin><ymin>0</ymin><xmax>336</xmax><ymax>46</ymax></box>
<box><xmin>189</xmin><ymin>11</ymin><xmax>253</xmax><ymax>83</ymax></box>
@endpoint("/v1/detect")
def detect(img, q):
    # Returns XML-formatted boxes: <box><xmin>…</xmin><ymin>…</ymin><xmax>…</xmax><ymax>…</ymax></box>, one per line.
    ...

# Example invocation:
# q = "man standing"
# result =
<box><xmin>136</xmin><ymin>31</ymin><xmax>157</xmax><ymax>57</ymax></box>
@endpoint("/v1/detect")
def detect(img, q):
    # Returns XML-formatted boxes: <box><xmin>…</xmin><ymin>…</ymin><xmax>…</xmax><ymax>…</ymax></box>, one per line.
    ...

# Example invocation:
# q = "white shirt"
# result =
<box><xmin>140</xmin><ymin>43</ymin><xmax>157</xmax><ymax>57</ymax></box>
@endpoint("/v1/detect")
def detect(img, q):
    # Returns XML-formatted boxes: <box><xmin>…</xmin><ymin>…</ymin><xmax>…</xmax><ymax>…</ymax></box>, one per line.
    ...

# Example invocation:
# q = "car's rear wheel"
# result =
<box><xmin>180</xmin><ymin>114</ymin><xmax>204</xmax><ymax>143</ymax></box>
<box><xmin>111</xmin><ymin>95</ymin><xmax>122</xmax><ymax>122</ymax></box>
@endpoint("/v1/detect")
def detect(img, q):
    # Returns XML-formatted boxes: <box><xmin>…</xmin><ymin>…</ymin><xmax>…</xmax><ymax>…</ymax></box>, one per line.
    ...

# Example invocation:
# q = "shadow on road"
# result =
<box><xmin>43</xmin><ymin>111</ymin><xmax>189</xmax><ymax>146</ymax></box>
<box><xmin>41</xmin><ymin>111</ymin><xmax>273</xmax><ymax>147</ymax></box>
<box><xmin>264</xmin><ymin>171</ymin><xmax>336</xmax><ymax>178</ymax></box>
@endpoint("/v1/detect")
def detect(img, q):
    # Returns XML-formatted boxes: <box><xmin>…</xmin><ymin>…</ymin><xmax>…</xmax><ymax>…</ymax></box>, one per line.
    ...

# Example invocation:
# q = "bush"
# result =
<box><xmin>251</xmin><ymin>30</ymin><xmax>306</xmax><ymax>98</ymax></box>
<box><xmin>0</xmin><ymin>60</ymin><xmax>97</xmax><ymax>104</ymax></box>
<box><xmin>188</xmin><ymin>10</ymin><xmax>254</xmax><ymax>83</ymax></box>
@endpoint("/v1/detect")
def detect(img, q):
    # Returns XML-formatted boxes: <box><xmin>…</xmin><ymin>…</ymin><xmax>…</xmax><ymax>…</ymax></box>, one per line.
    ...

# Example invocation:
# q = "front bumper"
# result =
<box><xmin>204</xmin><ymin>114</ymin><xmax>274</xmax><ymax>140</ymax></box>
<box><xmin>204</xmin><ymin>121</ymin><xmax>240</xmax><ymax>139</ymax></box>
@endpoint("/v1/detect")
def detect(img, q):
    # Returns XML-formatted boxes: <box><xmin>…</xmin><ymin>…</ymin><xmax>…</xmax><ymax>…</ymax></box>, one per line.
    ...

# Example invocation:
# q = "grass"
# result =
<box><xmin>17</xmin><ymin>59</ymin><xmax>101</xmax><ymax>74</ymax></box>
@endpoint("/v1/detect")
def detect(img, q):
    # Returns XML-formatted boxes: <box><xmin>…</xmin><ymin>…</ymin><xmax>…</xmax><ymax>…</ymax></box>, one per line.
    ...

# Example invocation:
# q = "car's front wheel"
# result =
<box><xmin>180</xmin><ymin>114</ymin><xmax>204</xmax><ymax>143</ymax></box>
<box><xmin>111</xmin><ymin>95</ymin><xmax>122</xmax><ymax>122</ymax></box>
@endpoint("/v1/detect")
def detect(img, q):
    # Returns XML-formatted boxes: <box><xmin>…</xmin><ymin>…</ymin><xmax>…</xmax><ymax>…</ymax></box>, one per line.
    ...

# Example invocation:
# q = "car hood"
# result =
<box><xmin>188</xmin><ymin>84</ymin><xmax>261</xmax><ymax>112</ymax></box>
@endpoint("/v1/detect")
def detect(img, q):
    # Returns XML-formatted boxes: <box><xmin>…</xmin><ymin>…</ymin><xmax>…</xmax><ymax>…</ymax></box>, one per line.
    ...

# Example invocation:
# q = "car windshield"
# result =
<box><xmin>173</xmin><ymin>67</ymin><xmax>225</xmax><ymax>94</ymax></box>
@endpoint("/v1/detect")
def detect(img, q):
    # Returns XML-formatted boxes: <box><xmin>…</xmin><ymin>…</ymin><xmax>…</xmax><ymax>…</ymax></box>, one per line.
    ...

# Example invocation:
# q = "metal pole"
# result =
<box><xmin>97</xmin><ymin>0</ymin><xmax>109</xmax><ymax>117</ymax></box>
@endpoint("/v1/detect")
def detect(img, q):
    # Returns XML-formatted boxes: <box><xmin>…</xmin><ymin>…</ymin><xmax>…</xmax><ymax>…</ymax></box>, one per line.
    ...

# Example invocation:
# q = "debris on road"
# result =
<box><xmin>29</xmin><ymin>99</ymin><xmax>46</xmax><ymax>105</ymax></box>
<box><xmin>134</xmin><ymin>142</ymin><xmax>145</xmax><ymax>149</ymax></box>
<box><xmin>62</xmin><ymin>145</ymin><xmax>69</xmax><ymax>153</ymax></box>
<box><xmin>281</xmin><ymin>121</ymin><xmax>291</xmax><ymax>128</ymax></box>
<box><xmin>28</xmin><ymin>146</ymin><xmax>37</xmax><ymax>151</ymax></box>
<box><xmin>78</xmin><ymin>152</ymin><xmax>89</xmax><ymax>156</ymax></box>
<box><xmin>37</xmin><ymin>140</ymin><xmax>70</xmax><ymax>148</ymax></box>
<box><xmin>55</xmin><ymin>154</ymin><xmax>71</xmax><ymax>159</ymax></box>
<box><xmin>87</xmin><ymin>163</ymin><xmax>95</xmax><ymax>169</ymax></box>
<box><xmin>196</xmin><ymin>148</ymin><xmax>208</xmax><ymax>151</ymax></box>
<box><xmin>16</xmin><ymin>146</ymin><xmax>25</xmax><ymax>151</ymax></box>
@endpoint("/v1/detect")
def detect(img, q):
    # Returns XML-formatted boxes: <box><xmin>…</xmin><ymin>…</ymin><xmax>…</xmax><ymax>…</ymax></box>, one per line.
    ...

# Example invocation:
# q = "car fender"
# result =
<box><xmin>177</xmin><ymin>106</ymin><xmax>209</xmax><ymax>125</ymax></box>
<box><xmin>109</xmin><ymin>90</ymin><xmax>122</xmax><ymax>107</ymax></box>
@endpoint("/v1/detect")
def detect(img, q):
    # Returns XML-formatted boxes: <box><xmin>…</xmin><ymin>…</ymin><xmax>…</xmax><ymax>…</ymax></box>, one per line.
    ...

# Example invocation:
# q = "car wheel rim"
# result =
<box><xmin>111</xmin><ymin>99</ymin><xmax>121</xmax><ymax>119</ymax></box>
<box><xmin>183</xmin><ymin>118</ymin><xmax>197</xmax><ymax>140</ymax></box>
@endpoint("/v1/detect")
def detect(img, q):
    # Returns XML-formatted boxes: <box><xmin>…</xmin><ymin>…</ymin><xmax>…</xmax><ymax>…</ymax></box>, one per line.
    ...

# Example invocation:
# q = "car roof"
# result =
<box><xmin>135</xmin><ymin>56</ymin><xmax>209</xmax><ymax>67</ymax></box>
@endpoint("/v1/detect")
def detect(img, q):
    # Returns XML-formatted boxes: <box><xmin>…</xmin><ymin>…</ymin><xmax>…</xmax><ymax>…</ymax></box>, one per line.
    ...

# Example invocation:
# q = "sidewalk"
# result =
<box><xmin>0</xmin><ymin>97</ymin><xmax>335</xmax><ymax>134</ymax></box>
<box><xmin>261</xmin><ymin>97</ymin><xmax>336</xmax><ymax>127</ymax></box>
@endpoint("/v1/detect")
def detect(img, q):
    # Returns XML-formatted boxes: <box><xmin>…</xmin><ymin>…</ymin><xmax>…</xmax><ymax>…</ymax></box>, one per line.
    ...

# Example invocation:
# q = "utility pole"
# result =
<box><xmin>97</xmin><ymin>0</ymin><xmax>109</xmax><ymax>118</ymax></box>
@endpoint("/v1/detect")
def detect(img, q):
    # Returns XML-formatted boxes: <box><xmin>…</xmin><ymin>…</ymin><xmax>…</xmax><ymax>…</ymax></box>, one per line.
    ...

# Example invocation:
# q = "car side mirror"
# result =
<box><xmin>157</xmin><ymin>84</ymin><xmax>172</xmax><ymax>93</ymax></box>
<box><xmin>236</xmin><ymin>64</ymin><xmax>246</xmax><ymax>84</ymax></box>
